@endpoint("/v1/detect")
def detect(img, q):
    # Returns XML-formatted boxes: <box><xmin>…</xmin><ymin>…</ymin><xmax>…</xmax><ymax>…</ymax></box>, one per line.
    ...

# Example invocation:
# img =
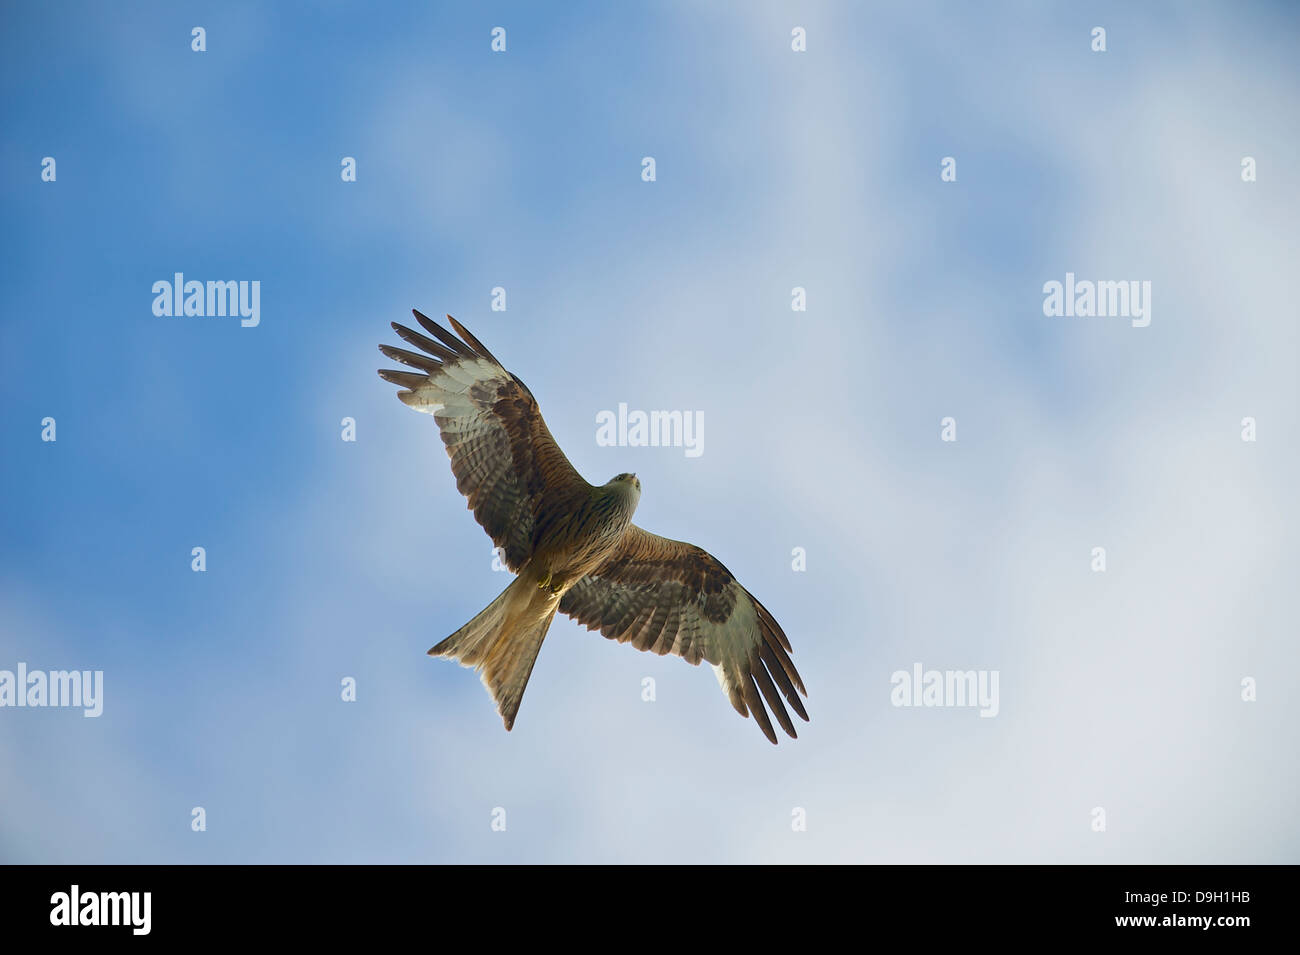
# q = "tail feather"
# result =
<box><xmin>430</xmin><ymin>576</ymin><xmax>560</xmax><ymax>730</ymax></box>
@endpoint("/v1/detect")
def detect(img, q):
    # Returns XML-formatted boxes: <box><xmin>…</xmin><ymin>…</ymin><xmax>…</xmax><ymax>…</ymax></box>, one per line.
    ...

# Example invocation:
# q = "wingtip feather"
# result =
<box><xmin>447</xmin><ymin>315</ymin><xmax>503</xmax><ymax>366</ymax></box>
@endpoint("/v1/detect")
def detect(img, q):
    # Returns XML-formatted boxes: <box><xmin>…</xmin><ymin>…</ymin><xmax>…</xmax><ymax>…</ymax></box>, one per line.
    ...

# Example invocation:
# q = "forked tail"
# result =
<box><xmin>429</xmin><ymin>575</ymin><xmax>560</xmax><ymax>730</ymax></box>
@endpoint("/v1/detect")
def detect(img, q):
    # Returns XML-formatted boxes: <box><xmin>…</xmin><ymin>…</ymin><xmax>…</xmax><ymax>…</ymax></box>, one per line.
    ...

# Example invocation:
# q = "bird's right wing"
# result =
<box><xmin>378</xmin><ymin>311</ymin><xmax>589</xmax><ymax>571</ymax></box>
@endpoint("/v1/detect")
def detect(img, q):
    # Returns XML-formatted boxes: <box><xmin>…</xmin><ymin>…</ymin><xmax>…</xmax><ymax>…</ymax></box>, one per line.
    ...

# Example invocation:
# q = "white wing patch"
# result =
<box><xmin>397</xmin><ymin>357</ymin><xmax>504</xmax><ymax>415</ymax></box>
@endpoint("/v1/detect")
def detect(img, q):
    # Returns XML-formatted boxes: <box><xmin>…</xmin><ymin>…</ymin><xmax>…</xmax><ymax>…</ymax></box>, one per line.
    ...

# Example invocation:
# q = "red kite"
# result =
<box><xmin>378</xmin><ymin>312</ymin><xmax>808</xmax><ymax>743</ymax></box>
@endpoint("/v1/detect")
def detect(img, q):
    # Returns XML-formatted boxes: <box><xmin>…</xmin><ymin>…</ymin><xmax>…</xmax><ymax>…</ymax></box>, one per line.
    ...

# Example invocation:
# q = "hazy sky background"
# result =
<box><xmin>2</xmin><ymin>1</ymin><xmax>1297</xmax><ymax>863</ymax></box>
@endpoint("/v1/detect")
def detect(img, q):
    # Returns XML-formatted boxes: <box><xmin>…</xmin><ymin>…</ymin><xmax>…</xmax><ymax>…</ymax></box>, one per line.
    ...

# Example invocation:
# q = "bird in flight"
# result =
<box><xmin>378</xmin><ymin>312</ymin><xmax>808</xmax><ymax>743</ymax></box>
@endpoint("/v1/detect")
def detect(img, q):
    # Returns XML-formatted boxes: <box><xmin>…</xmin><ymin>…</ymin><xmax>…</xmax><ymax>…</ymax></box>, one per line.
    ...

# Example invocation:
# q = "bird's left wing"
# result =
<box><xmin>558</xmin><ymin>525</ymin><xmax>809</xmax><ymax>743</ymax></box>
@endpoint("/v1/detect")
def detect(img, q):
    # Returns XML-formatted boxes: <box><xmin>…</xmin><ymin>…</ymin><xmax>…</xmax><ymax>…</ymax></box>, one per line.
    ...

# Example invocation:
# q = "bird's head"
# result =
<box><xmin>611</xmin><ymin>472</ymin><xmax>641</xmax><ymax>494</ymax></box>
<box><xmin>599</xmin><ymin>473</ymin><xmax>642</xmax><ymax>520</ymax></box>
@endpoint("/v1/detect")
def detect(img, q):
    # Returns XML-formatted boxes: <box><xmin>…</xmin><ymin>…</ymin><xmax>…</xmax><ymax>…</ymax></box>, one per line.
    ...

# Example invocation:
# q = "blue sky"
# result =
<box><xmin>2</xmin><ymin>1</ymin><xmax>1297</xmax><ymax>863</ymax></box>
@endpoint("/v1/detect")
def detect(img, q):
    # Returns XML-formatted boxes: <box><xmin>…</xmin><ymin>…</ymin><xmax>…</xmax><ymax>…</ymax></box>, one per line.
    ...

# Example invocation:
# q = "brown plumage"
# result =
<box><xmin>378</xmin><ymin>311</ymin><xmax>809</xmax><ymax>743</ymax></box>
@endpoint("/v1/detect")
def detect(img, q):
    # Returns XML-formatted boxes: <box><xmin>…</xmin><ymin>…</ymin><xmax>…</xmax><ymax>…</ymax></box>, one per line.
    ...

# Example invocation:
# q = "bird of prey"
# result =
<box><xmin>377</xmin><ymin>312</ymin><xmax>808</xmax><ymax>743</ymax></box>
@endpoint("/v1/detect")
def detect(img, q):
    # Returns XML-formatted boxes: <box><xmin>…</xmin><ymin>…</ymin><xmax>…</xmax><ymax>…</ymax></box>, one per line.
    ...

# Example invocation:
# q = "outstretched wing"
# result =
<box><xmin>558</xmin><ymin>525</ymin><xmax>809</xmax><ymax>744</ymax></box>
<box><xmin>378</xmin><ymin>311</ymin><xmax>589</xmax><ymax>570</ymax></box>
